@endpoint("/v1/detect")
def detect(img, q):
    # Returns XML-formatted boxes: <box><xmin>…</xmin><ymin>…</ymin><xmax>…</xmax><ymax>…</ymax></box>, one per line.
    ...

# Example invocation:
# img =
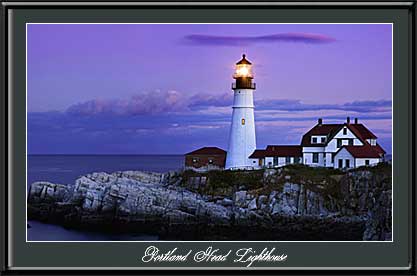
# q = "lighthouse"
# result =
<box><xmin>225</xmin><ymin>54</ymin><xmax>257</xmax><ymax>169</ymax></box>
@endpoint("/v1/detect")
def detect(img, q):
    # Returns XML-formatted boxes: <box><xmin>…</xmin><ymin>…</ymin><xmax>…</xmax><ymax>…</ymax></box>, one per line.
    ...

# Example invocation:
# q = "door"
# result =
<box><xmin>338</xmin><ymin>159</ymin><xmax>343</xmax><ymax>168</ymax></box>
<box><xmin>345</xmin><ymin>159</ymin><xmax>350</xmax><ymax>168</ymax></box>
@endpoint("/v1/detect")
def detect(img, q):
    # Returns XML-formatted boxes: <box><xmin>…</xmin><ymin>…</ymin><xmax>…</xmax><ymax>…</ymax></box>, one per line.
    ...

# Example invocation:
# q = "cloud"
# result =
<box><xmin>341</xmin><ymin>100</ymin><xmax>392</xmax><ymax>112</ymax></box>
<box><xmin>184</xmin><ymin>33</ymin><xmax>336</xmax><ymax>46</ymax></box>
<box><xmin>30</xmin><ymin>92</ymin><xmax>392</xmax><ymax>154</ymax></box>
<box><xmin>28</xmin><ymin>96</ymin><xmax>392</xmax><ymax>155</ymax></box>
<box><xmin>66</xmin><ymin>91</ymin><xmax>234</xmax><ymax>116</ymax></box>
<box><xmin>256</xmin><ymin>114</ymin><xmax>392</xmax><ymax>123</ymax></box>
<box><xmin>67</xmin><ymin>90</ymin><xmax>188</xmax><ymax>116</ymax></box>
<box><xmin>188</xmin><ymin>93</ymin><xmax>233</xmax><ymax>109</ymax></box>
<box><xmin>27</xmin><ymin>111</ymin><xmax>230</xmax><ymax>154</ymax></box>
<box><xmin>66</xmin><ymin>90</ymin><xmax>391</xmax><ymax>117</ymax></box>
<box><xmin>255</xmin><ymin>99</ymin><xmax>391</xmax><ymax>113</ymax></box>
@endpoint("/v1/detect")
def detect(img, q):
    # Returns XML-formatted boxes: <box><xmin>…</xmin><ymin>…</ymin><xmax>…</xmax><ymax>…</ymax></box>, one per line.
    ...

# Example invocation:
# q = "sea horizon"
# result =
<box><xmin>27</xmin><ymin>155</ymin><xmax>185</xmax><ymax>185</ymax></box>
<box><xmin>28</xmin><ymin>153</ymin><xmax>185</xmax><ymax>156</ymax></box>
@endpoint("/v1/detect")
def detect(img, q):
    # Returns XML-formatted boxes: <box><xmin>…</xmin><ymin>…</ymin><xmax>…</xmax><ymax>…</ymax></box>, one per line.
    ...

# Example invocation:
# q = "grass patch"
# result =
<box><xmin>282</xmin><ymin>164</ymin><xmax>344</xmax><ymax>181</ymax></box>
<box><xmin>180</xmin><ymin>169</ymin><xmax>265</xmax><ymax>197</ymax></box>
<box><xmin>179</xmin><ymin>163</ymin><xmax>392</xmax><ymax>200</ymax></box>
<box><xmin>275</xmin><ymin>164</ymin><xmax>345</xmax><ymax>198</ymax></box>
<box><xmin>350</xmin><ymin>162</ymin><xmax>391</xmax><ymax>176</ymax></box>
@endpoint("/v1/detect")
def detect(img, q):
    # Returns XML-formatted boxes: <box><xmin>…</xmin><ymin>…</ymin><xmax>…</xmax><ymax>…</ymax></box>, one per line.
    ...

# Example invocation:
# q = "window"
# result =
<box><xmin>312</xmin><ymin>137</ymin><xmax>317</xmax><ymax>144</ymax></box>
<box><xmin>253</xmin><ymin>160</ymin><xmax>256</xmax><ymax>164</ymax></box>
<box><xmin>312</xmin><ymin>153</ymin><xmax>319</xmax><ymax>163</ymax></box>
<box><xmin>345</xmin><ymin>159</ymin><xmax>350</xmax><ymax>168</ymax></box>
<box><xmin>241</xmin><ymin>118</ymin><xmax>245</xmax><ymax>125</ymax></box>
<box><xmin>332</xmin><ymin>153</ymin><xmax>335</xmax><ymax>163</ymax></box>
<box><xmin>208</xmin><ymin>159</ymin><xmax>213</xmax><ymax>164</ymax></box>
<box><xmin>192</xmin><ymin>158</ymin><xmax>198</xmax><ymax>163</ymax></box>
<box><xmin>365</xmin><ymin>160</ymin><xmax>370</xmax><ymax>166</ymax></box>
<box><xmin>343</xmin><ymin>128</ymin><xmax>347</xmax><ymax>135</ymax></box>
<box><xmin>285</xmin><ymin>156</ymin><xmax>291</xmax><ymax>164</ymax></box>
<box><xmin>348</xmin><ymin>139</ymin><xmax>353</xmax><ymax>146</ymax></box>
<box><xmin>338</xmin><ymin>159</ymin><xmax>343</xmax><ymax>168</ymax></box>
<box><xmin>273</xmin><ymin>157</ymin><xmax>278</xmax><ymax>166</ymax></box>
<box><xmin>321</xmin><ymin>137</ymin><xmax>326</xmax><ymax>143</ymax></box>
<box><xmin>294</xmin><ymin>157</ymin><xmax>300</xmax><ymax>164</ymax></box>
<box><xmin>337</xmin><ymin>139</ymin><xmax>342</xmax><ymax>148</ymax></box>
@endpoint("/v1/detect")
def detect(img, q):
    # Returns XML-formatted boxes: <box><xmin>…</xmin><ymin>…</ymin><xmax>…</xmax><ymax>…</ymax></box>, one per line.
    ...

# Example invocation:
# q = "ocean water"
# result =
<box><xmin>27</xmin><ymin>154</ymin><xmax>184</xmax><ymax>241</ymax></box>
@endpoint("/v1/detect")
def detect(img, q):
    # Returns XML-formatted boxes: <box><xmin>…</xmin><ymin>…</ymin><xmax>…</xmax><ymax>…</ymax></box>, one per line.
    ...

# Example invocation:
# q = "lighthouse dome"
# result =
<box><xmin>236</xmin><ymin>54</ymin><xmax>252</xmax><ymax>65</ymax></box>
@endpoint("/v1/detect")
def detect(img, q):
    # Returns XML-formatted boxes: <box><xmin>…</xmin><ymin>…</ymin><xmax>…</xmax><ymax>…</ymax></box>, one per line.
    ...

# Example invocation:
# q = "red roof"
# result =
<box><xmin>265</xmin><ymin>145</ymin><xmax>302</xmax><ymax>157</ymax></box>
<box><xmin>349</xmin><ymin>124</ymin><xmax>377</xmax><ymax>139</ymax></box>
<box><xmin>249</xmin><ymin>149</ymin><xmax>267</xmax><ymax>158</ymax></box>
<box><xmin>374</xmin><ymin>143</ymin><xmax>386</xmax><ymax>155</ymax></box>
<box><xmin>339</xmin><ymin>145</ymin><xmax>383</xmax><ymax>158</ymax></box>
<box><xmin>301</xmin><ymin>124</ymin><xmax>340</xmax><ymax>146</ymax></box>
<box><xmin>301</xmin><ymin>122</ymin><xmax>378</xmax><ymax>147</ymax></box>
<box><xmin>249</xmin><ymin>145</ymin><xmax>302</xmax><ymax>158</ymax></box>
<box><xmin>185</xmin><ymin>147</ymin><xmax>226</xmax><ymax>156</ymax></box>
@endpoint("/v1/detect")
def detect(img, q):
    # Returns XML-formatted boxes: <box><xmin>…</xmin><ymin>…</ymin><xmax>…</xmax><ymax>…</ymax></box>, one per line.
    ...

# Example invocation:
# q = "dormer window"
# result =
<box><xmin>312</xmin><ymin>137</ymin><xmax>317</xmax><ymax>144</ymax></box>
<box><xmin>321</xmin><ymin>137</ymin><xmax>326</xmax><ymax>143</ymax></box>
<box><xmin>337</xmin><ymin>139</ymin><xmax>342</xmax><ymax>148</ymax></box>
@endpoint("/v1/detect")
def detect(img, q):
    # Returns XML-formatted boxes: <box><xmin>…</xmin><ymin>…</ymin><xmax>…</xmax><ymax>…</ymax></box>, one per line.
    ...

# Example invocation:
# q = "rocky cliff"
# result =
<box><xmin>27</xmin><ymin>164</ymin><xmax>392</xmax><ymax>241</ymax></box>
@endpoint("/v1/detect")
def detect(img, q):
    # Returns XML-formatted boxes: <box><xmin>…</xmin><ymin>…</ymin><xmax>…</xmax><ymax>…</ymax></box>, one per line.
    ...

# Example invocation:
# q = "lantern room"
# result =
<box><xmin>232</xmin><ymin>54</ymin><xmax>256</xmax><ymax>90</ymax></box>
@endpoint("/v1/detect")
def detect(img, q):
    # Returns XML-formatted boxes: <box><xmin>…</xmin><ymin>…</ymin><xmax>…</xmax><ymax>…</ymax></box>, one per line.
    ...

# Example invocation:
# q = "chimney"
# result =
<box><xmin>318</xmin><ymin>118</ymin><xmax>323</xmax><ymax>125</ymax></box>
<box><xmin>354</xmin><ymin>118</ymin><xmax>358</xmax><ymax>124</ymax></box>
<box><xmin>346</xmin><ymin>116</ymin><xmax>350</xmax><ymax>125</ymax></box>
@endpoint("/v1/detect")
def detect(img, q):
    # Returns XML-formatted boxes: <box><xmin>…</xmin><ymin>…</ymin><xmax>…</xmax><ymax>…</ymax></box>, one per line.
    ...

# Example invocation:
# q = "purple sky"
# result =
<box><xmin>27</xmin><ymin>24</ymin><xmax>392</xmax><ymax>154</ymax></box>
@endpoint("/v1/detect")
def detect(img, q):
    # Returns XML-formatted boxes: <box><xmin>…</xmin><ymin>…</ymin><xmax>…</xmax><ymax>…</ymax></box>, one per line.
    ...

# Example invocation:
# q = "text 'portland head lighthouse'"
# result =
<box><xmin>225</xmin><ymin>54</ymin><xmax>257</xmax><ymax>170</ymax></box>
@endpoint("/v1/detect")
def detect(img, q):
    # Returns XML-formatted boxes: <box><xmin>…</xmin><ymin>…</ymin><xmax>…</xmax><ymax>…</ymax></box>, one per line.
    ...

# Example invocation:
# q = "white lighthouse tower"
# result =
<box><xmin>225</xmin><ymin>54</ymin><xmax>257</xmax><ymax>170</ymax></box>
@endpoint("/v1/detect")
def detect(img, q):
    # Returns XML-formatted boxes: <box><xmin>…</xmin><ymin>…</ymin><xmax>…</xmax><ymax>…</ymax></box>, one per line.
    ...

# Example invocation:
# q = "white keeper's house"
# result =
<box><xmin>249</xmin><ymin>117</ymin><xmax>386</xmax><ymax>169</ymax></box>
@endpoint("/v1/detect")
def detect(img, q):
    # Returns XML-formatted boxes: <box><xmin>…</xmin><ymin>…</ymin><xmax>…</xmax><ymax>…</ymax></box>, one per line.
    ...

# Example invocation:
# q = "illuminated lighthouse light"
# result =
<box><xmin>234</xmin><ymin>64</ymin><xmax>252</xmax><ymax>78</ymax></box>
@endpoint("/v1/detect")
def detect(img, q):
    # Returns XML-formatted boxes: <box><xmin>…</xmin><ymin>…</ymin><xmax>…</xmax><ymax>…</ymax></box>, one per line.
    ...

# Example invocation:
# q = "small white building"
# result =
<box><xmin>249</xmin><ymin>145</ymin><xmax>302</xmax><ymax>169</ymax></box>
<box><xmin>333</xmin><ymin>145</ymin><xmax>383</xmax><ymax>169</ymax></box>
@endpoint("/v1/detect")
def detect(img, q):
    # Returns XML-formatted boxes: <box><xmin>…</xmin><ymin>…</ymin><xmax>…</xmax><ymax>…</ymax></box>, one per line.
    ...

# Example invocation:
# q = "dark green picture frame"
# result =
<box><xmin>0</xmin><ymin>1</ymin><xmax>415</xmax><ymax>275</ymax></box>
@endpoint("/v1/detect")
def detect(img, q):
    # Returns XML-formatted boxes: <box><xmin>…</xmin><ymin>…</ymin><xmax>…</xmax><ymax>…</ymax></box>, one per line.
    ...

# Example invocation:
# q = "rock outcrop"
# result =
<box><xmin>27</xmin><ymin>165</ymin><xmax>392</xmax><ymax>241</ymax></box>
<box><xmin>340</xmin><ymin>170</ymin><xmax>392</xmax><ymax>240</ymax></box>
